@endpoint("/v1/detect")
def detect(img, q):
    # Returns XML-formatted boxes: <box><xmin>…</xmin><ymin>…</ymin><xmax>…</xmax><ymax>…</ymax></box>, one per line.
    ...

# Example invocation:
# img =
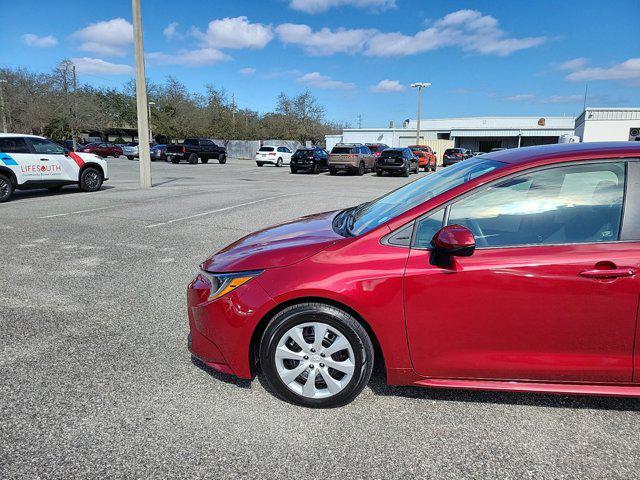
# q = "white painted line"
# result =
<box><xmin>39</xmin><ymin>206</ymin><xmax>117</xmax><ymax>219</ymax></box>
<box><xmin>145</xmin><ymin>193</ymin><xmax>311</xmax><ymax>228</ymax></box>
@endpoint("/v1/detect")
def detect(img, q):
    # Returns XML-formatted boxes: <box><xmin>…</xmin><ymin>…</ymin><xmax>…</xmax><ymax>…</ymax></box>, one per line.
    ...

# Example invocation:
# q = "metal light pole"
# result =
<box><xmin>132</xmin><ymin>0</ymin><xmax>152</xmax><ymax>188</ymax></box>
<box><xmin>411</xmin><ymin>82</ymin><xmax>431</xmax><ymax>145</ymax></box>
<box><xmin>0</xmin><ymin>79</ymin><xmax>8</xmax><ymax>133</ymax></box>
<box><xmin>148</xmin><ymin>101</ymin><xmax>155</xmax><ymax>143</ymax></box>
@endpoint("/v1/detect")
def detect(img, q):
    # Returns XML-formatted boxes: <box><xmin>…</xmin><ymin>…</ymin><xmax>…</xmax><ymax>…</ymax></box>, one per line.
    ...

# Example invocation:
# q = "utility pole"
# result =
<box><xmin>0</xmin><ymin>79</ymin><xmax>7</xmax><ymax>133</ymax></box>
<box><xmin>132</xmin><ymin>0</ymin><xmax>152</xmax><ymax>188</ymax></box>
<box><xmin>148</xmin><ymin>101</ymin><xmax>155</xmax><ymax>142</ymax></box>
<box><xmin>357</xmin><ymin>114</ymin><xmax>362</xmax><ymax>129</ymax></box>
<box><xmin>72</xmin><ymin>65</ymin><xmax>78</xmax><ymax>151</ymax></box>
<box><xmin>411</xmin><ymin>82</ymin><xmax>431</xmax><ymax>145</ymax></box>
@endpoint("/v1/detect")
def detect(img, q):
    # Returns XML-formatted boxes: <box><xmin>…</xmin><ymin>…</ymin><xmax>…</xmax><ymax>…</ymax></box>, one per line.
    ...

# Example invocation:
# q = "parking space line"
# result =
<box><xmin>39</xmin><ymin>206</ymin><xmax>121</xmax><ymax>219</ymax></box>
<box><xmin>145</xmin><ymin>193</ymin><xmax>312</xmax><ymax>228</ymax></box>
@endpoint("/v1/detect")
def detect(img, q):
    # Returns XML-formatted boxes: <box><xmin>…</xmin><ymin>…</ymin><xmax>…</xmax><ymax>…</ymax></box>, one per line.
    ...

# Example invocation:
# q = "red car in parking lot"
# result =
<box><xmin>188</xmin><ymin>142</ymin><xmax>640</xmax><ymax>407</ymax></box>
<box><xmin>81</xmin><ymin>142</ymin><xmax>123</xmax><ymax>158</ymax></box>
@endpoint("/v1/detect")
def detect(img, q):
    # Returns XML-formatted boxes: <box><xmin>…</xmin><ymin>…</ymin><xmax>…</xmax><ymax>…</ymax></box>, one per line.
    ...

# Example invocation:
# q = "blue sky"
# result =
<box><xmin>2</xmin><ymin>0</ymin><xmax>639</xmax><ymax>126</ymax></box>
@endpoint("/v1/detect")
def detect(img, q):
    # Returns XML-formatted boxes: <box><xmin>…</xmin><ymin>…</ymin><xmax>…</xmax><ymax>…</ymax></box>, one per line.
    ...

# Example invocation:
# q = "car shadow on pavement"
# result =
<box><xmin>9</xmin><ymin>185</ymin><xmax>115</xmax><ymax>202</ymax></box>
<box><xmin>367</xmin><ymin>366</ymin><xmax>640</xmax><ymax>412</ymax></box>
<box><xmin>191</xmin><ymin>356</ymin><xmax>252</xmax><ymax>389</ymax></box>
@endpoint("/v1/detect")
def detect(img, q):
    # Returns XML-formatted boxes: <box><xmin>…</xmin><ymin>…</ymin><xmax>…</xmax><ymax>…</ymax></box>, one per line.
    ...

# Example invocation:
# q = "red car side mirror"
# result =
<box><xmin>431</xmin><ymin>225</ymin><xmax>476</xmax><ymax>257</ymax></box>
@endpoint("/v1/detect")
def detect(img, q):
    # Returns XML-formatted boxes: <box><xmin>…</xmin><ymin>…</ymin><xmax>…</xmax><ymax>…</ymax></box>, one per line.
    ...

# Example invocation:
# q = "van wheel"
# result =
<box><xmin>79</xmin><ymin>167</ymin><xmax>103</xmax><ymax>192</ymax></box>
<box><xmin>0</xmin><ymin>174</ymin><xmax>14</xmax><ymax>202</ymax></box>
<box><xmin>259</xmin><ymin>303</ymin><xmax>374</xmax><ymax>408</ymax></box>
<box><xmin>188</xmin><ymin>153</ymin><xmax>198</xmax><ymax>164</ymax></box>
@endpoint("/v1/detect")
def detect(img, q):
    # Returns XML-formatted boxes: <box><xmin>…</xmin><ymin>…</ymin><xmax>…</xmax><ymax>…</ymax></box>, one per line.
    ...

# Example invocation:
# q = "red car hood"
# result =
<box><xmin>201</xmin><ymin>211</ymin><xmax>343</xmax><ymax>272</ymax></box>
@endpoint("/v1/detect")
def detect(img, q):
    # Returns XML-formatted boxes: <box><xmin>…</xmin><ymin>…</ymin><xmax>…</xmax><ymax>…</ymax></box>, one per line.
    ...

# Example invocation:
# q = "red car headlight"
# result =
<box><xmin>198</xmin><ymin>270</ymin><xmax>263</xmax><ymax>301</ymax></box>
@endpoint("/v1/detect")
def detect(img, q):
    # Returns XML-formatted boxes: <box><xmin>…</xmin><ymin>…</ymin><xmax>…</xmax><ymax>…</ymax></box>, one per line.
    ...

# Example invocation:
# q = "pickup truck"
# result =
<box><xmin>165</xmin><ymin>138</ymin><xmax>227</xmax><ymax>164</ymax></box>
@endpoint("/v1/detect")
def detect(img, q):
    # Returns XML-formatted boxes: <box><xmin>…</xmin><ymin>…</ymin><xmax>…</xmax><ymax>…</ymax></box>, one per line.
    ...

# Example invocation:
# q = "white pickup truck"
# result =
<box><xmin>0</xmin><ymin>133</ymin><xmax>109</xmax><ymax>202</ymax></box>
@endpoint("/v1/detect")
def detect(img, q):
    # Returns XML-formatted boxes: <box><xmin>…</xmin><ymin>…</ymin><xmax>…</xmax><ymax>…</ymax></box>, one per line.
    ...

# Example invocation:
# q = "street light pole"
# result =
<box><xmin>411</xmin><ymin>82</ymin><xmax>431</xmax><ymax>145</ymax></box>
<box><xmin>148</xmin><ymin>101</ymin><xmax>155</xmax><ymax>143</ymax></box>
<box><xmin>132</xmin><ymin>0</ymin><xmax>152</xmax><ymax>188</ymax></box>
<box><xmin>0</xmin><ymin>79</ymin><xmax>8</xmax><ymax>133</ymax></box>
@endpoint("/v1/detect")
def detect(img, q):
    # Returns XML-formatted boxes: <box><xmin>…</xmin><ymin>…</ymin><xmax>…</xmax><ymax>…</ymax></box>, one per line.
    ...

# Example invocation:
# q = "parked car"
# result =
<box><xmin>0</xmin><ymin>134</ymin><xmax>108</xmax><ymax>202</ymax></box>
<box><xmin>187</xmin><ymin>142</ymin><xmax>640</xmax><ymax>408</ymax></box>
<box><xmin>122</xmin><ymin>143</ymin><xmax>139</xmax><ymax>160</ymax></box>
<box><xmin>290</xmin><ymin>147</ymin><xmax>329</xmax><ymax>174</ymax></box>
<box><xmin>365</xmin><ymin>143</ymin><xmax>389</xmax><ymax>158</ymax></box>
<box><xmin>81</xmin><ymin>142</ymin><xmax>123</xmax><ymax>158</ymax></box>
<box><xmin>442</xmin><ymin>147</ymin><xmax>473</xmax><ymax>166</ymax></box>
<box><xmin>151</xmin><ymin>144</ymin><xmax>167</xmax><ymax>162</ymax></box>
<box><xmin>166</xmin><ymin>138</ymin><xmax>227</xmax><ymax>165</ymax></box>
<box><xmin>255</xmin><ymin>145</ymin><xmax>293</xmax><ymax>167</ymax></box>
<box><xmin>409</xmin><ymin>145</ymin><xmax>437</xmax><ymax>171</ymax></box>
<box><xmin>328</xmin><ymin>143</ymin><xmax>375</xmax><ymax>176</ymax></box>
<box><xmin>375</xmin><ymin>147</ymin><xmax>419</xmax><ymax>177</ymax></box>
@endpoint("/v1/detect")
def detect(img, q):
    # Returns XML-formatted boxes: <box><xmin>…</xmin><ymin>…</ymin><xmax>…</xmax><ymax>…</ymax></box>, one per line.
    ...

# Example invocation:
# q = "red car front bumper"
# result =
<box><xmin>187</xmin><ymin>273</ymin><xmax>277</xmax><ymax>378</ymax></box>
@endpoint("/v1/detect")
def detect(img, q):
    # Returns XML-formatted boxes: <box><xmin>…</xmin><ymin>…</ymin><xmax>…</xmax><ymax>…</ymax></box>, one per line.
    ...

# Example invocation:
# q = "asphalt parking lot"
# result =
<box><xmin>1</xmin><ymin>157</ymin><xmax>639</xmax><ymax>479</ymax></box>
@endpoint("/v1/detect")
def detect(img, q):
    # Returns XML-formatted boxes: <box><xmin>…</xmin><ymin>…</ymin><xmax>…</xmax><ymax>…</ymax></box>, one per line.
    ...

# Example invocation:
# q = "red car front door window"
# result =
<box><xmin>403</xmin><ymin>160</ymin><xmax>639</xmax><ymax>383</ymax></box>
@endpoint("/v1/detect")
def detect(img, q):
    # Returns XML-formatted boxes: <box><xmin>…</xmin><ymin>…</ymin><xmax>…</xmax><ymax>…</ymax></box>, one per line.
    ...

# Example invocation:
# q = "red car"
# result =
<box><xmin>409</xmin><ymin>145</ymin><xmax>437</xmax><ymax>171</ymax></box>
<box><xmin>188</xmin><ymin>142</ymin><xmax>640</xmax><ymax>407</ymax></box>
<box><xmin>81</xmin><ymin>142</ymin><xmax>123</xmax><ymax>158</ymax></box>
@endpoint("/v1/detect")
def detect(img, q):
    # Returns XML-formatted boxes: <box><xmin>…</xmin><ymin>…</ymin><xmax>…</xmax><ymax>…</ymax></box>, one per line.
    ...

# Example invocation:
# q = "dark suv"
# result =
<box><xmin>442</xmin><ymin>148</ymin><xmax>473</xmax><ymax>166</ymax></box>
<box><xmin>290</xmin><ymin>147</ymin><xmax>329</xmax><ymax>174</ymax></box>
<box><xmin>375</xmin><ymin>148</ymin><xmax>419</xmax><ymax>177</ymax></box>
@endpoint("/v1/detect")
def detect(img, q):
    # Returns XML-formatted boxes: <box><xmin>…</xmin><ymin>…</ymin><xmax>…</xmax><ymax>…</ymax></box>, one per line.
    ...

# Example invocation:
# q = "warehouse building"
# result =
<box><xmin>326</xmin><ymin>108</ymin><xmax>640</xmax><ymax>155</ymax></box>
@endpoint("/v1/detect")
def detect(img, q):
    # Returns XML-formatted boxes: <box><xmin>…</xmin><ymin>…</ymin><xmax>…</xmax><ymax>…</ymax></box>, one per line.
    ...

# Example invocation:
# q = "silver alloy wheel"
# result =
<box><xmin>84</xmin><ymin>170</ymin><xmax>100</xmax><ymax>190</ymax></box>
<box><xmin>275</xmin><ymin>322</ymin><xmax>355</xmax><ymax>399</ymax></box>
<box><xmin>0</xmin><ymin>177</ymin><xmax>9</xmax><ymax>199</ymax></box>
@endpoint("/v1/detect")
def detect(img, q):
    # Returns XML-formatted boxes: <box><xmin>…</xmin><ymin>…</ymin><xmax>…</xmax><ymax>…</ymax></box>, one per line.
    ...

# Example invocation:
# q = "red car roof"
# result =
<box><xmin>485</xmin><ymin>142</ymin><xmax>640</xmax><ymax>165</ymax></box>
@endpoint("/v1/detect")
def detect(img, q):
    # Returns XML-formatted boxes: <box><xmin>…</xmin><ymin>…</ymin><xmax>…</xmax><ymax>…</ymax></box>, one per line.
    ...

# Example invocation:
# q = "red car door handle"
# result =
<box><xmin>580</xmin><ymin>268</ymin><xmax>636</xmax><ymax>279</ymax></box>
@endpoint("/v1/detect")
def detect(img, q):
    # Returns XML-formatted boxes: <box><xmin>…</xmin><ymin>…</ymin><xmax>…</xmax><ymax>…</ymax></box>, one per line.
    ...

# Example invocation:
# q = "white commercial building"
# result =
<box><xmin>575</xmin><ymin>108</ymin><xmax>640</xmax><ymax>142</ymax></box>
<box><xmin>326</xmin><ymin>108</ymin><xmax>640</xmax><ymax>154</ymax></box>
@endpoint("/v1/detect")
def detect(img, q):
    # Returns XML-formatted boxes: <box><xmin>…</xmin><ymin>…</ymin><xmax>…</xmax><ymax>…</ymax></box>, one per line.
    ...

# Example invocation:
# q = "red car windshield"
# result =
<box><xmin>348</xmin><ymin>157</ymin><xmax>506</xmax><ymax>235</ymax></box>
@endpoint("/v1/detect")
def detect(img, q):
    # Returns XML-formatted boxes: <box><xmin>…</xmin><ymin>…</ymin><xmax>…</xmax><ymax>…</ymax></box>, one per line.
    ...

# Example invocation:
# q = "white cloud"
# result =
<box><xmin>192</xmin><ymin>16</ymin><xmax>273</xmax><ymax>49</ymax></box>
<box><xmin>289</xmin><ymin>0</ymin><xmax>396</xmax><ymax>13</ymax></box>
<box><xmin>370</xmin><ymin>79</ymin><xmax>405</xmax><ymax>93</ymax></box>
<box><xmin>276</xmin><ymin>23</ymin><xmax>374</xmax><ymax>56</ymax></box>
<box><xmin>71</xmin><ymin>18</ymin><xmax>133</xmax><ymax>57</ymax></box>
<box><xmin>163</xmin><ymin>22</ymin><xmax>180</xmax><ymax>40</ymax></box>
<box><xmin>504</xmin><ymin>93</ymin><xmax>535</xmax><ymax>102</ymax></box>
<box><xmin>22</xmin><ymin>34</ymin><xmax>58</xmax><ymax>48</ymax></box>
<box><xmin>565</xmin><ymin>58</ymin><xmax>640</xmax><ymax>82</ymax></box>
<box><xmin>365</xmin><ymin>9</ymin><xmax>546</xmax><ymax>57</ymax></box>
<box><xmin>538</xmin><ymin>94</ymin><xmax>583</xmax><ymax>104</ymax></box>
<box><xmin>147</xmin><ymin>48</ymin><xmax>230</xmax><ymax>67</ymax></box>
<box><xmin>239</xmin><ymin>67</ymin><xmax>256</xmax><ymax>75</ymax></box>
<box><xmin>558</xmin><ymin>57</ymin><xmax>588</xmax><ymax>71</ymax></box>
<box><xmin>297</xmin><ymin>72</ymin><xmax>355</xmax><ymax>90</ymax></box>
<box><xmin>70</xmin><ymin>57</ymin><xmax>133</xmax><ymax>75</ymax></box>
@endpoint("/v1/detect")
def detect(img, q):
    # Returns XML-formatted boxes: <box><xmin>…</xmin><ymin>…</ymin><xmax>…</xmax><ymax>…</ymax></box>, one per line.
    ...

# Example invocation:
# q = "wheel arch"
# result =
<box><xmin>0</xmin><ymin>166</ymin><xmax>17</xmax><ymax>185</ymax></box>
<box><xmin>248</xmin><ymin>296</ymin><xmax>385</xmax><ymax>377</ymax></box>
<box><xmin>80</xmin><ymin>162</ymin><xmax>105</xmax><ymax>179</ymax></box>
